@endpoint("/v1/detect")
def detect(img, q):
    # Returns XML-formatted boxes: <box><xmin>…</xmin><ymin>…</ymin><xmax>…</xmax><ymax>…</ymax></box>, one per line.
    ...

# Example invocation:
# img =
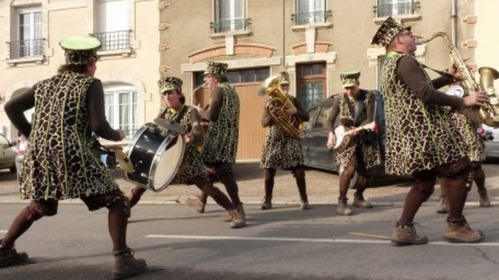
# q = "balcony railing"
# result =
<box><xmin>375</xmin><ymin>0</ymin><xmax>420</xmax><ymax>18</ymax></box>
<box><xmin>210</xmin><ymin>18</ymin><xmax>251</xmax><ymax>33</ymax></box>
<box><xmin>7</xmin><ymin>38</ymin><xmax>44</xmax><ymax>59</ymax></box>
<box><xmin>92</xmin><ymin>30</ymin><xmax>131</xmax><ymax>51</ymax></box>
<box><xmin>292</xmin><ymin>10</ymin><xmax>332</xmax><ymax>25</ymax></box>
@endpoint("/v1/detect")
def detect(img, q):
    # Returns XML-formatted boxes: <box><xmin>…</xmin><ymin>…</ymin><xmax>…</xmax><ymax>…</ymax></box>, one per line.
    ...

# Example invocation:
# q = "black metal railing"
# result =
<box><xmin>375</xmin><ymin>0</ymin><xmax>419</xmax><ymax>17</ymax></box>
<box><xmin>7</xmin><ymin>38</ymin><xmax>44</xmax><ymax>59</ymax></box>
<box><xmin>210</xmin><ymin>18</ymin><xmax>251</xmax><ymax>33</ymax></box>
<box><xmin>91</xmin><ymin>30</ymin><xmax>131</xmax><ymax>51</ymax></box>
<box><xmin>292</xmin><ymin>10</ymin><xmax>332</xmax><ymax>25</ymax></box>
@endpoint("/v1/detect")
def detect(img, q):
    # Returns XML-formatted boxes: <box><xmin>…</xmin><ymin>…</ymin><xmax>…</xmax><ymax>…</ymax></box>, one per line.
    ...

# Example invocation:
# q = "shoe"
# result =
<box><xmin>336</xmin><ymin>197</ymin><xmax>352</xmax><ymax>215</ymax></box>
<box><xmin>228</xmin><ymin>209</ymin><xmax>246</xmax><ymax>229</ymax></box>
<box><xmin>113</xmin><ymin>247</ymin><xmax>147</xmax><ymax>280</ymax></box>
<box><xmin>352</xmin><ymin>195</ymin><xmax>372</xmax><ymax>209</ymax></box>
<box><xmin>443</xmin><ymin>216</ymin><xmax>485</xmax><ymax>243</ymax></box>
<box><xmin>436</xmin><ymin>196</ymin><xmax>449</xmax><ymax>214</ymax></box>
<box><xmin>391</xmin><ymin>222</ymin><xmax>428</xmax><ymax>246</ymax></box>
<box><xmin>0</xmin><ymin>246</ymin><xmax>29</xmax><ymax>268</ymax></box>
<box><xmin>261</xmin><ymin>196</ymin><xmax>272</xmax><ymax>210</ymax></box>
<box><xmin>300</xmin><ymin>200</ymin><xmax>310</xmax><ymax>210</ymax></box>
<box><xmin>186</xmin><ymin>198</ymin><xmax>205</xmax><ymax>214</ymax></box>
<box><xmin>478</xmin><ymin>190</ymin><xmax>491</xmax><ymax>207</ymax></box>
<box><xmin>222</xmin><ymin>204</ymin><xmax>245</xmax><ymax>222</ymax></box>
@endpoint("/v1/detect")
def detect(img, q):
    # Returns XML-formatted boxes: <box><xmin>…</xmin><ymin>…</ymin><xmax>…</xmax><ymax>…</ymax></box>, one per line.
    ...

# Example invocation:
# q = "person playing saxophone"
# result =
<box><xmin>371</xmin><ymin>17</ymin><xmax>489</xmax><ymax>246</ymax></box>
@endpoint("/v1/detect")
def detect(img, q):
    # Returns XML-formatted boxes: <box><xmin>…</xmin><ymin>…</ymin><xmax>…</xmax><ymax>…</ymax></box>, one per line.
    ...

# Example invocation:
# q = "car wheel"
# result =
<box><xmin>10</xmin><ymin>166</ymin><xmax>16</xmax><ymax>173</ymax></box>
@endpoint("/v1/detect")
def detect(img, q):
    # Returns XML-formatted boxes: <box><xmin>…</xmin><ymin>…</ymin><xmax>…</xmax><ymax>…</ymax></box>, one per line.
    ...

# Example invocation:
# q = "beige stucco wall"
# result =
<box><xmin>475</xmin><ymin>0</ymin><xmax>499</xmax><ymax>90</ymax></box>
<box><xmin>0</xmin><ymin>0</ymin><xmax>159</xmax><ymax>141</ymax></box>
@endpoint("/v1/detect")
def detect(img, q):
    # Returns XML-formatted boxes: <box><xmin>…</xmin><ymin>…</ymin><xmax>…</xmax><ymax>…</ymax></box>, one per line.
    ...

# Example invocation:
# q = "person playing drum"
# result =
<box><xmin>126</xmin><ymin>77</ymin><xmax>245</xmax><ymax>229</ymax></box>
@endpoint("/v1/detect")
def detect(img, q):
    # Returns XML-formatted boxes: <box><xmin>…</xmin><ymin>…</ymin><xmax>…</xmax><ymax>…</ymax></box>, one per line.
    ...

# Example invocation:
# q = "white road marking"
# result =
<box><xmin>146</xmin><ymin>234</ymin><xmax>499</xmax><ymax>247</ymax></box>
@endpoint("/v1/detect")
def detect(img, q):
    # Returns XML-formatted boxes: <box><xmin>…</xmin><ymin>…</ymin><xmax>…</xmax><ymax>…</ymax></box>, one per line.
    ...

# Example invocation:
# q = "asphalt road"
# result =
<box><xmin>0</xmin><ymin>161</ymin><xmax>498</xmax><ymax>279</ymax></box>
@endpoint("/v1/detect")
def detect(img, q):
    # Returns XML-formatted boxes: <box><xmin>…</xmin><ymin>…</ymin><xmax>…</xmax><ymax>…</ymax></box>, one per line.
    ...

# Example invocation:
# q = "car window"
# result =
<box><xmin>0</xmin><ymin>134</ymin><xmax>9</xmax><ymax>147</ymax></box>
<box><xmin>304</xmin><ymin>107</ymin><xmax>319</xmax><ymax>130</ymax></box>
<box><xmin>315</xmin><ymin>106</ymin><xmax>331</xmax><ymax>128</ymax></box>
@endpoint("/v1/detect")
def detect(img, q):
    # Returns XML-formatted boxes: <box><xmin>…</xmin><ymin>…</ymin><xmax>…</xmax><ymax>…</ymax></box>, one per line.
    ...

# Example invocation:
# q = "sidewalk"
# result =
<box><xmin>117</xmin><ymin>162</ymin><xmax>499</xmax><ymax>208</ymax></box>
<box><xmin>1</xmin><ymin>162</ymin><xmax>498</xmax><ymax>207</ymax></box>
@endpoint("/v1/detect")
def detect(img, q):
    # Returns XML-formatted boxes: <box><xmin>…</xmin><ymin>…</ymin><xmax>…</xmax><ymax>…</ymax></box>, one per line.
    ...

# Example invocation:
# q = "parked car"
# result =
<box><xmin>0</xmin><ymin>133</ymin><xmax>17</xmax><ymax>173</ymax></box>
<box><xmin>301</xmin><ymin>93</ymin><xmax>386</xmax><ymax>176</ymax></box>
<box><xmin>483</xmin><ymin>124</ymin><xmax>499</xmax><ymax>160</ymax></box>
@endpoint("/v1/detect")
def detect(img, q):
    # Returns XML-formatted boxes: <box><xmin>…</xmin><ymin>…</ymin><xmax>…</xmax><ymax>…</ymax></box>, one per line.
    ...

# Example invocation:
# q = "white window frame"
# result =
<box><xmin>16</xmin><ymin>6</ymin><xmax>42</xmax><ymax>58</ymax></box>
<box><xmin>104</xmin><ymin>85</ymin><xmax>138</xmax><ymax>139</ymax></box>
<box><xmin>215</xmin><ymin>0</ymin><xmax>246</xmax><ymax>33</ymax></box>
<box><xmin>377</xmin><ymin>0</ymin><xmax>415</xmax><ymax>17</ymax></box>
<box><xmin>295</xmin><ymin>0</ymin><xmax>326</xmax><ymax>25</ymax></box>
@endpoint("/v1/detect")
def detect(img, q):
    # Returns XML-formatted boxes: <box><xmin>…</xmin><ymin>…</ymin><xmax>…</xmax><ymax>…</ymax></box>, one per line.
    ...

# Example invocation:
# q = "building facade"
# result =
<box><xmin>0</xmin><ymin>0</ymin><xmax>494</xmax><ymax>162</ymax></box>
<box><xmin>0</xmin><ymin>0</ymin><xmax>159</xmax><ymax>145</ymax></box>
<box><xmin>160</xmin><ymin>0</ymin><xmax>490</xmax><ymax>161</ymax></box>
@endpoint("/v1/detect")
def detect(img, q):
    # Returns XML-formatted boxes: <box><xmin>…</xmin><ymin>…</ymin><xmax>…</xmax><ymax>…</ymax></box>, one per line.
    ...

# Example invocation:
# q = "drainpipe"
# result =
<box><xmin>451</xmin><ymin>0</ymin><xmax>458</xmax><ymax>47</ymax></box>
<box><xmin>282</xmin><ymin>0</ymin><xmax>286</xmax><ymax>67</ymax></box>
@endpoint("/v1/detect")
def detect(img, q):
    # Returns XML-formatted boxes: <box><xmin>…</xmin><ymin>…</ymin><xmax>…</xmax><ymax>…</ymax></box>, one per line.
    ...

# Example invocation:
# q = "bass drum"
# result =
<box><xmin>125</xmin><ymin>123</ymin><xmax>185</xmax><ymax>192</ymax></box>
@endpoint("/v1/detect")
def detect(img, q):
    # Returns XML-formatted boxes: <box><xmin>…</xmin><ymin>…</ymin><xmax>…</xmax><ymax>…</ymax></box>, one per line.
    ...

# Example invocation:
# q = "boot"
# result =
<box><xmin>336</xmin><ymin>197</ymin><xmax>352</xmax><ymax>215</ymax></box>
<box><xmin>436</xmin><ymin>196</ymin><xmax>449</xmax><ymax>214</ymax></box>
<box><xmin>391</xmin><ymin>222</ymin><xmax>428</xmax><ymax>246</ymax></box>
<box><xmin>113</xmin><ymin>247</ymin><xmax>147</xmax><ymax>280</ymax></box>
<box><xmin>0</xmin><ymin>245</ymin><xmax>28</xmax><ymax>268</ymax></box>
<box><xmin>443</xmin><ymin>216</ymin><xmax>485</xmax><ymax>243</ymax></box>
<box><xmin>300</xmin><ymin>197</ymin><xmax>310</xmax><ymax>210</ymax></box>
<box><xmin>478</xmin><ymin>190</ymin><xmax>491</xmax><ymax>207</ymax></box>
<box><xmin>352</xmin><ymin>194</ymin><xmax>372</xmax><ymax>209</ymax></box>
<box><xmin>222</xmin><ymin>204</ymin><xmax>245</xmax><ymax>222</ymax></box>
<box><xmin>228</xmin><ymin>209</ymin><xmax>246</xmax><ymax>229</ymax></box>
<box><xmin>261</xmin><ymin>196</ymin><xmax>272</xmax><ymax>210</ymax></box>
<box><xmin>186</xmin><ymin>197</ymin><xmax>206</xmax><ymax>214</ymax></box>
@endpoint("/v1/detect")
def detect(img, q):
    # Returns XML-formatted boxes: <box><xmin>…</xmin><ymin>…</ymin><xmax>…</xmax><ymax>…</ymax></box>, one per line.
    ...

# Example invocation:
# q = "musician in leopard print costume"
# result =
<box><xmin>185</xmin><ymin>62</ymin><xmax>246</xmax><ymax>227</ymax></box>
<box><xmin>1</xmin><ymin>36</ymin><xmax>146</xmax><ymax>278</ymax></box>
<box><xmin>259</xmin><ymin>71</ymin><xmax>310</xmax><ymax>211</ymax></box>
<box><xmin>126</xmin><ymin>77</ymin><xmax>245</xmax><ymax>229</ymax></box>
<box><xmin>372</xmin><ymin>17</ymin><xmax>489</xmax><ymax>246</ymax></box>
<box><xmin>437</xmin><ymin>86</ymin><xmax>491</xmax><ymax>213</ymax></box>
<box><xmin>326</xmin><ymin>71</ymin><xmax>381</xmax><ymax>215</ymax></box>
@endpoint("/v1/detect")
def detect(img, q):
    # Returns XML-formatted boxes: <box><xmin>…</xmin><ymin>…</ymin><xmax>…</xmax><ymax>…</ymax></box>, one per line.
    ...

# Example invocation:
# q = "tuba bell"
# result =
<box><xmin>418</xmin><ymin>32</ymin><xmax>499</xmax><ymax>127</ymax></box>
<box><xmin>258</xmin><ymin>74</ymin><xmax>302</xmax><ymax>139</ymax></box>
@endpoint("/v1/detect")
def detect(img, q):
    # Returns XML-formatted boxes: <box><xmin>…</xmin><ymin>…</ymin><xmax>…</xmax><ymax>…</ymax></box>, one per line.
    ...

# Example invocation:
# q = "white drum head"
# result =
<box><xmin>150</xmin><ymin>135</ymin><xmax>185</xmax><ymax>192</ymax></box>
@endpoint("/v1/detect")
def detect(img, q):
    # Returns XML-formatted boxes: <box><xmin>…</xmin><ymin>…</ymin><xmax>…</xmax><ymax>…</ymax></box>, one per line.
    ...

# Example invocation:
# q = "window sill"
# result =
<box><xmin>210</xmin><ymin>29</ymin><xmax>252</xmax><ymax>39</ymax></box>
<box><xmin>98</xmin><ymin>48</ymin><xmax>133</xmax><ymax>58</ymax></box>
<box><xmin>373</xmin><ymin>14</ymin><xmax>422</xmax><ymax>24</ymax></box>
<box><xmin>291</xmin><ymin>22</ymin><xmax>333</xmax><ymax>31</ymax></box>
<box><xmin>6</xmin><ymin>55</ymin><xmax>45</xmax><ymax>66</ymax></box>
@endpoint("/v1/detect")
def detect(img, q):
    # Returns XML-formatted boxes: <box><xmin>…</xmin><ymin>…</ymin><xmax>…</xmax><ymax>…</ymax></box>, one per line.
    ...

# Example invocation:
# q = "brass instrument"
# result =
<box><xmin>418</xmin><ymin>32</ymin><xmax>499</xmax><ymax>127</ymax></box>
<box><xmin>258</xmin><ymin>74</ymin><xmax>302</xmax><ymax>139</ymax></box>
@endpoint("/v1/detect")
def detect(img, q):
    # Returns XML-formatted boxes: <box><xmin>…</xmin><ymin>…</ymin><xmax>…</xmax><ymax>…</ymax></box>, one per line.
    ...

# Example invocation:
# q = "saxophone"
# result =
<box><xmin>418</xmin><ymin>32</ymin><xmax>499</xmax><ymax>127</ymax></box>
<box><xmin>258</xmin><ymin>74</ymin><xmax>303</xmax><ymax>139</ymax></box>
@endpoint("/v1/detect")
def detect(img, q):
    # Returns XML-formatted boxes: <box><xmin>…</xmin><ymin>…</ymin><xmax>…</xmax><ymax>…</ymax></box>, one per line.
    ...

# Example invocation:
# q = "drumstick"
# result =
<box><xmin>348</xmin><ymin>232</ymin><xmax>391</xmax><ymax>240</ymax></box>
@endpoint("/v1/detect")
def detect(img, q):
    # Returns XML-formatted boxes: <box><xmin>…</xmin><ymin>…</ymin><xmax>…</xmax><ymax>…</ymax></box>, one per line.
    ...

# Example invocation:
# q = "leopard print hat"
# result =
<box><xmin>371</xmin><ymin>16</ymin><xmax>411</xmax><ymax>47</ymax></box>
<box><xmin>59</xmin><ymin>35</ymin><xmax>101</xmax><ymax>65</ymax></box>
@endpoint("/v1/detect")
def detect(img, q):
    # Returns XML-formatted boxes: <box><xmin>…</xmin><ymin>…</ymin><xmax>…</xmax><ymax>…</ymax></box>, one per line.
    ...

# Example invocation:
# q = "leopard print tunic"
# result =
<box><xmin>260</xmin><ymin>95</ymin><xmax>304</xmax><ymax>170</ymax></box>
<box><xmin>335</xmin><ymin>92</ymin><xmax>381</xmax><ymax>170</ymax></box>
<box><xmin>158</xmin><ymin>106</ymin><xmax>205</xmax><ymax>184</ymax></box>
<box><xmin>21</xmin><ymin>72</ymin><xmax>119</xmax><ymax>200</ymax></box>
<box><xmin>449</xmin><ymin>111</ymin><xmax>485</xmax><ymax>162</ymax></box>
<box><xmin>380</xmin><ymin>52</ymin><xmax>465</xmax><ymax>175</ymax></box>
<box><xmin>201</xmin><ymin>83</ymin><xmax>239</xmax><ymax>163</ymax></box>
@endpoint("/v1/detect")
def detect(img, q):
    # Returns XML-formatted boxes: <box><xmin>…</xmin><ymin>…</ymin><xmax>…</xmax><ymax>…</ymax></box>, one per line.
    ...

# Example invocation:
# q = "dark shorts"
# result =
<box><xmin>30</xmin><ymin>189</ymin><xmax>125</xmax><ymax>216</ymax></box>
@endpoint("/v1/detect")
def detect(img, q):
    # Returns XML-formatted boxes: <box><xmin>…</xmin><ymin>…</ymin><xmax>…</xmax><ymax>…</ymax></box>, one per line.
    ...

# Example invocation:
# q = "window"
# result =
<box><xmin>212</xmin><ymin>0</ymin><xmax>248</xmax><ymax>33</ymax></box>
<box><xmin>296</xmin><ymin>63</ymin><xmax>326</xmax><ymax>111</ymax></box>
<box><xmin>376</xmin><ymin>0</ymin><xmax>418</xmax><ymax>17</ymax></box>
<box><xmin>9</xmin><ymin>7</ymin><xmax>43</xmax><ymax>59</ymax></box>
<box><xmin>104</xmin><ymin>85</ymin><xmax>138</xmax><ymax>139</ymax></box>
<box><xmin>194</xmin><ymin>67</ymin><xmax>269</xmax><ymax>87</ymax></box>
<box><xmin>94</xmin><ymin>0</ymin><xmax>131</xmax><ymax>51</ymax></box>
<box><xmin>293</xmin><ymin>0</ymin><xmax>329</xmax><ymax>25</ymax></box>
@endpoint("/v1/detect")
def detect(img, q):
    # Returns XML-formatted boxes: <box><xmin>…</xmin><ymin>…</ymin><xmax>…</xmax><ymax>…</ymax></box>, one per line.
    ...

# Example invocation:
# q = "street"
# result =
<box><xmin>0</xmin><ymin>162</ymin><xmax>498</xmax><ymax>279</ymax></box>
